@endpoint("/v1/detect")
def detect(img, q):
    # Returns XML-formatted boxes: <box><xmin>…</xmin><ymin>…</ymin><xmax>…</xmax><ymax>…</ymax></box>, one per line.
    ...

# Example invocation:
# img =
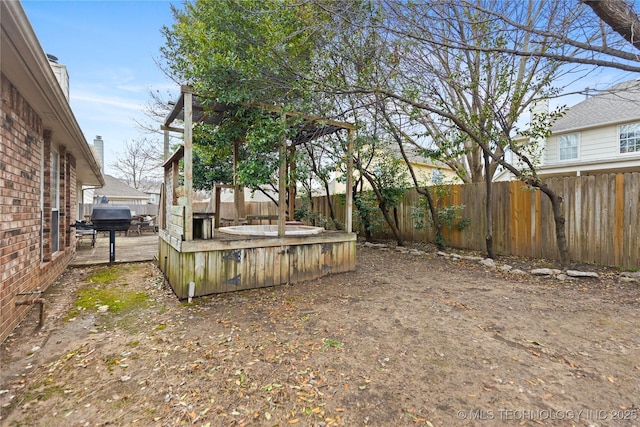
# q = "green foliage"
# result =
<box><xmin>293</xmin><ymin>195</ymin><xmax>333</xmax><ymax>229</ymax></box>
<box><xmin>322</xmin><ymin>338</ymin><xmax>343</xmax><ymax>350</ymax></box>
<box><xmin>192</xmin><ymin>144</ymin><xmax>234</xmax><ymax>190</ymax></box>
<box><xmin>370</xmin><ymin>154</ymin><xmax>409</xmax><ymax>208</ymax></box>
<box><xmin>353</xmin><ymin>190</ymin><xmax>385</xmax><ymax>236</ymax></box>
<box><xmin>161</xmin><ymin>0</ymin><xmax>324</xmax><ymax>107</ymax></box>
<box><xmin>412</xmin><ymin>180</ymin><xmax>470</xmax><ymax>247</ymax></box>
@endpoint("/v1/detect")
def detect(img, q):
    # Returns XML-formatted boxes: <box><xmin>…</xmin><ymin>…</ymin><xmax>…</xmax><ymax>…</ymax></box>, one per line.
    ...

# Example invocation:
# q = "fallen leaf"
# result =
<box><xmin>288</xmin><ymin>419</ymin><xmax>299</xmax><ymax>424</ymax></box>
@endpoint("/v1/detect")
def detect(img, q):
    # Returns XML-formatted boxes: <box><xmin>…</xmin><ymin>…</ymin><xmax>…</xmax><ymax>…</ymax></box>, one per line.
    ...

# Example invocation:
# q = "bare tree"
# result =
<box><xmin>110</xmin><ymin>138</ymin><xmax>163</xmax><ymax>192</ymax></box>
<box><xmin>580</xmin><ymin>0</ymin><xmax>640</xmax><ymax>51</ymax></box>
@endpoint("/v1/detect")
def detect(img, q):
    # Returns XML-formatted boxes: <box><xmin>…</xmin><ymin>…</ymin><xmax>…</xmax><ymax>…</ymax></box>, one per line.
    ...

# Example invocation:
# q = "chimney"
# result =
<box><xmin>530</xmin><ymin>98</ymin><xmax>549</xmax><ymax>118</ymax></box>
<box><xmin>47</xmin><ymin>53</ymin><xmax>70</xmax><ymax>101</ymax></box>
<box><xmin>93</xmin><ymin>136</ymin><xmax>105</xmax><ymax>171</ymax></box>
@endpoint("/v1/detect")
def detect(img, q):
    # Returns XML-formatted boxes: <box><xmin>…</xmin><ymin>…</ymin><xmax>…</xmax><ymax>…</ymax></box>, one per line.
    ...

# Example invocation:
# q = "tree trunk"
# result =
<box><xmin>581</xmin><ymin>0</ymin><xmax>640</xmax><ymax>51</ymax></box>
<box><xmin>538</xmin><ymin>183</ymin><xmax>570</xmax><ymax>266</ymax></box>
<box><xmin>393</xmin><ymin>206</ymin><xmax>400</xmax><ymax>230</ymax></box>
<box><xmin>416</xmin><ymin>186</ymin><xmax>445</xmax><ymax>250</ymax></box>
<box><xmin>323</xmin><ymin>180</ymin><xmax>343</xmax><ymax>230</ymax></box>
<box><xmin>483</xmin><ymin>150</ymin><xmax>494</xmax><ymax>258</ymax></box>
<box><xmin>379</xmin><ymin>201</ymin><xmax>405</xmax><ymax>246</ymax></box>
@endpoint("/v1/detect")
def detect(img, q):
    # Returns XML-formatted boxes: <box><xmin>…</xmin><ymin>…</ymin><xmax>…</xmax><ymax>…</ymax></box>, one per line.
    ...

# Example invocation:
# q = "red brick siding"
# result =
<box><xmin>1</xmin><ymin>73</ymin><xmax>78</xmax><ymax>343</ymax></box>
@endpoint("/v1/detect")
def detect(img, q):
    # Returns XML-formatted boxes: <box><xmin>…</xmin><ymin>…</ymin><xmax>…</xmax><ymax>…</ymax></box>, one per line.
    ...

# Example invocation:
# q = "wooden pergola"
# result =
<box><xmin>160</xmin><ymin>85</ymin><xmax>356</xmax><ymax>240</ymax></box>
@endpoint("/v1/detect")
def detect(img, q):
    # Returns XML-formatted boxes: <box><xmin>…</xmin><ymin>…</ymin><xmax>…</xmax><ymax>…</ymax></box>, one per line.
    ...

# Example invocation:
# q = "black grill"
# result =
<box><xmin>71</xmin><ymin>206</ymin><xmax>132</xmax><ymax>263</ymax></box>
<box><xmin>90</xmin><ymin>206</ymin><xmax>132</xmax><ymax>231</ymax></box>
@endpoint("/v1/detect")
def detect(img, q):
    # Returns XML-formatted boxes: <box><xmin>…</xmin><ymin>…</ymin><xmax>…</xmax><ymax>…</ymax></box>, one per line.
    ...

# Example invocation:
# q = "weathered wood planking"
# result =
<box><xmin>305</xmin><ymin>173</ymin><xmax>640</xmax><ymax>269</ymax></box>
<box><xmin>159</xmin><ymin>232</ymin><xmax>356</xmax><ymax>299</ymax></box>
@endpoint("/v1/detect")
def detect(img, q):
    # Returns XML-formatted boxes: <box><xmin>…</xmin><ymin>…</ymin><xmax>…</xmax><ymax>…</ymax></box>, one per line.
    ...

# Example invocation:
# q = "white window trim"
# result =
<box><xmin>558</xmin><ymin>133</ymin><xmax>579</xmax><ymax>162</ymax></box>
<box><xmin>51</xmin><ymin>149</ymin><xmax>60</xmax><ymax>253</ymax></box>
<box><xmin>618</xmin><ymin>122</ymin><xmax>640</xmax><ymax>155</ymax></box>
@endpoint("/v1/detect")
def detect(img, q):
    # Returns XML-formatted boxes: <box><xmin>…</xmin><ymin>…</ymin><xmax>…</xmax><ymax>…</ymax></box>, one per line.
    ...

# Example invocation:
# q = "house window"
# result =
<box><xmin>431</xmin><ymin>169</ymin><xmax>444</xmax><ymax>185</ymax></box>
<box><xmin>559</xmin><ymin>133</ymin><xmax>578</xmax><ymax>161</ymax></box>
<box><xmin>619</xmin><ymin>123</ymin><xmax>640</xmax><ymax>153</ymax></box>
<box><xmin>51</xmin><ymin>150</ymin><xmax>60</xmax><ymax>253</ymax></box>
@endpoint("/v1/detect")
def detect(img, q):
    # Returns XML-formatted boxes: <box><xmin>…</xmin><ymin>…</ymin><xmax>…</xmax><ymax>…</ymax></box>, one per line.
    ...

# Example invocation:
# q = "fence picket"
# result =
<box><xmin>300</xmin><ymin>173</ymin><xmax>640</xmax><ymax>269</ymax></box>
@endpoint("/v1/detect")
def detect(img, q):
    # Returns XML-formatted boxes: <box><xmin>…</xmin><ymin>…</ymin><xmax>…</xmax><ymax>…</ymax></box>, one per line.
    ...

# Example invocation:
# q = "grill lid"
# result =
<box><xmin>90</xmin><ymin>206</ymin><xmax>132</xmax><ymax>231</ymax></box>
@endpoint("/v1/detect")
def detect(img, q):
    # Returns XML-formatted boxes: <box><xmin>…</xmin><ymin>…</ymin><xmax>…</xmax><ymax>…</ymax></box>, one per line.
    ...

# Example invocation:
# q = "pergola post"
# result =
<box><xmin>233</xmin><ymin>139</ymin><xmax>241</xmax><ymax>225</ymax></box>
<box><xmin>183</xmin><ymin>86</ymin><xmax>194</xmax><ymax>241</ymax></box>
<box><xmin>345</xmin><ymin>128</ymin><xmax>354</xmax><ymax>233</ymax></box>
<box><xmin>278</xmin><ymin>116</ymin><xmax>287</xmax><ymax>237</ymax></box>
<box><xmin>163</xmin><ymin>128</ymin><xmax>170</xmax><ymax>161</ymax></box>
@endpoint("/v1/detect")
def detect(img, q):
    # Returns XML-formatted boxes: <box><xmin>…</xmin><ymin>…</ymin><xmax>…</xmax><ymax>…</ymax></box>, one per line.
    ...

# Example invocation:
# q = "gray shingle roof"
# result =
<box><xmin>552</xmin><ymin>79</ymin><xmax>640</xmax><ymax>133</ymax></box>
<box><xmin>95</xmin><ymin>175</ymin><xmax>151</xmax><ymax>200</ymax></box>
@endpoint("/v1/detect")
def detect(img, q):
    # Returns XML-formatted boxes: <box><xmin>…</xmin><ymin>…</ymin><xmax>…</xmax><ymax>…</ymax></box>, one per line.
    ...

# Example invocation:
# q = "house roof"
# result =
<box><xmin>552</xmin><ymin>79</ymin><xmax>640</xmax><ymax>133</ymax></box>
<box><xmin>95</xmin><ymin>175</ymin><xmax>151</xmax><ymax>201</ymax></box>
<box><xmin>1</xmin><ymin>1</ymin><xmax>103</xmax><ymax>186</ymax></box>
<box><xmin>386</xmin><ymin>144</ymin><xmax>453</xmax><ymax>170</ymax></box>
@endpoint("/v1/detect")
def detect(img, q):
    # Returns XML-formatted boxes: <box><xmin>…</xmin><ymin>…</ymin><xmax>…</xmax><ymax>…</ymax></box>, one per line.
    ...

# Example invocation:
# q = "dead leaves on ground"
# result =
<box><xmin>144</xmin><ymin>289</ymin><xmax>352</xmax><ymax>426</ymax></box>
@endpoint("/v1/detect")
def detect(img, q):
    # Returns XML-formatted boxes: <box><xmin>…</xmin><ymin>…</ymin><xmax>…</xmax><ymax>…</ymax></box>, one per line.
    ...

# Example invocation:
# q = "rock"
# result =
<box><xmin>395</xmin><ymin>246</ymin><xmax>407</xmax><ymax>252</ymax></box>
<box><xmin>363</xmin><ymin>242</ymin><xmax>387</xmax><ymax>248</ymax></box>
<box><xmin>97</xmin><ymin>305</ymin><xmax>109</xmax><ymax>312</ymax></box>
<box><xmin>461</xmin><ymin>255</ymin><xmax>484</xmax><ymax>261</ymax></box>
<box><xmin>556</xmin><ymin>273</ymin><xmax>568</xmax><ymax>281</ymax></box>
<box><xmin>409</xmin><ymin>250</ymin><xmax>423</xmax><ymax>256</ymax></box>
<box><xmin>620</xmin><ymin>277</ymin><xmax>639</xmax><ymax>283</ymax></box>
<box><xmin>450</xmin><ymin>253</ymin><xmax>462</xmax><ymax>259</ymax></box>
<box><xmin>120</xmin><ymin>375</ymin><xmax>131</xmax><ymax>382</ymax></box>
<box><xmin>436</xmin><ymin>251</ymin><xmax>449</xmax><ymax>257</ymax></box>
<box><xmin>620</xmin><ymin>271</ymin><xmax>640</xmax><ymax>278</ymax></box>
<box><xmin>510</xmin><ymin>269</ymin><xmax>527</xmax><ymax>275</ymax></box>
<box><xmin>499</xmin><ymin>265</ymin><xmax>513</xmax><ymax>272</ymax></box>
<box><xmin>480</xmin><ymin>258</ymin><xmax>496</xmax><ymax>268</ymax></box>
<box><xmin>530</xmin><ymin>268</ymin><xmax>561</xmax><ymax>276</ymax></box>
<box><xmin>566</xmin><ymin>270</ymin><xmax>599</xmax><ymax>279</ymax></box>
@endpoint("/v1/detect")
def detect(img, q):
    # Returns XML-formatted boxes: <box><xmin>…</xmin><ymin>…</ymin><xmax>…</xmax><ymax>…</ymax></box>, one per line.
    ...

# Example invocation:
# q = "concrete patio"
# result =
<box><xmin>70</xmin><ymin>233</ymin><xmax>158</xmax><ymax>266</ymax></box>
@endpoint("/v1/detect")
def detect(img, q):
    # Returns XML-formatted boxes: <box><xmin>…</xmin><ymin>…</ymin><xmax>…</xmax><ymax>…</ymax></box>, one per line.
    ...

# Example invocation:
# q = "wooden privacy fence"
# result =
<box><xmin>304</xmin><ymin>173</ymin><xmax>639</xmax><ymax>269</ymax></box>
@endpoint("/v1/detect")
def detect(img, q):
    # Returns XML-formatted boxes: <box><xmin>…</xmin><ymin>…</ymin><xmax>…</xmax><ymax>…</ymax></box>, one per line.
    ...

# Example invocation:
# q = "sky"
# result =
<box><xmin>18</xmin><ymin>0</ymin><xmax>638</xmax><ymax>178</ymax></box>
<box><xmin>21</xmin><ymin>0</ymin><xmax>181</xmax><ymax>176</ymax></box>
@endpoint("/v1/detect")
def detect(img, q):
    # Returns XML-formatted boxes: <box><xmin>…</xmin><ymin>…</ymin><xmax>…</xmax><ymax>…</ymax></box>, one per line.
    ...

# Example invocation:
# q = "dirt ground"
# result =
<box><xmin>1</xmin><ymin>242</ymin><xmax>639</xmax><ymax>427</ymax></box>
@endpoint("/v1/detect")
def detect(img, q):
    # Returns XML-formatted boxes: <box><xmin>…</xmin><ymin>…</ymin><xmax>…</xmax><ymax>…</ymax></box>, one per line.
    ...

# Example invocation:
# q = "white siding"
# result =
<box><xmin>545</xmin><ymin>124</ymin><xmax>640</xmax><ymax>170</ymax></box>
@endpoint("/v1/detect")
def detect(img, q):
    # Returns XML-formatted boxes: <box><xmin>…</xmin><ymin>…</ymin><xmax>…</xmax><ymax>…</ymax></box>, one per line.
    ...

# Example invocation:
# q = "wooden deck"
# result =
<box><xmin>158</xmin><ymin>230</ymin><xmax>356</xmax><ymax>299</ymax></box>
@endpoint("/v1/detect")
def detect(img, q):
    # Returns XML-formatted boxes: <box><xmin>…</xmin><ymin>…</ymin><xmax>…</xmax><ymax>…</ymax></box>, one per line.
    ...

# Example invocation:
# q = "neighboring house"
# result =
<box><xmin>539</xmin><ymin>79</ymin><xmax>640</xmax><ymax>177</ymax></box>
<box><xmin>497</xmin><ymin>79</ymin><xmax>640</xmax><ymax>181</ymax></box>
<box><xmin>1</xmin><ymin>1</ymin><xmax>103</xmax><ymax>342</ymax></box>
<box><xmin>143</xmin><ymin>184</ymin><xmax>162</xmax><ymax>205</ymax></box>
<box><xmin>330</xmin><ymin>147</ymin><xmax>460</xmax><ymax>194</ymax></box>
<box><xmin>93</xmin><ymin>175</ymin><xmax>151</xmax><ymax>206</ymax></box>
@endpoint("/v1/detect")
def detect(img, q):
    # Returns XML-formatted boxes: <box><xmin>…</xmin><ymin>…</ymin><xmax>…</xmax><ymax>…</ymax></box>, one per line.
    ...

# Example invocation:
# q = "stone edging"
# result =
<box><xmin>360</xmin><ymin>241</ymin><xmax>640</xmax><ymax>283</ymax></box>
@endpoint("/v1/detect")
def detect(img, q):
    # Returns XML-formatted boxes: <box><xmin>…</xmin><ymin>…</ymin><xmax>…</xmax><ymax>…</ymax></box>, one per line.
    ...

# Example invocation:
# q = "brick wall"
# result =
<box><xmin>1</xmin><ymin>73</ymin><xmax>78</xmax><ymax>343</ymax></box>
